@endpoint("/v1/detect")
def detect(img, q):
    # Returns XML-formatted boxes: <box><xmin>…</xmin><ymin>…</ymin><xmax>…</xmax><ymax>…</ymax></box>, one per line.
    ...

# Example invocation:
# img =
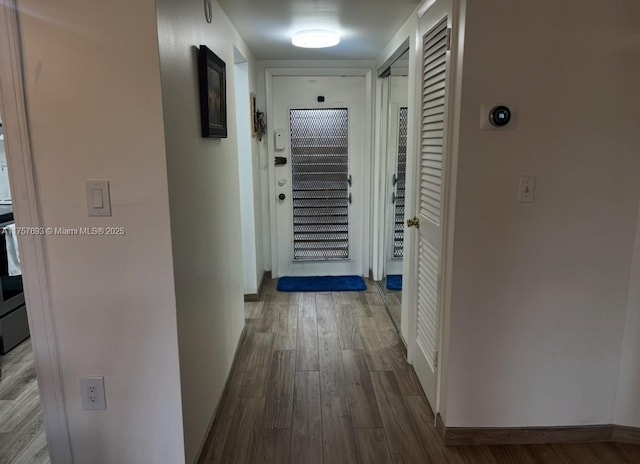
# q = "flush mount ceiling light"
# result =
<box><xmin>292</xmin><ymin>30</ymin><xmax>340</xmax><ymax>48</ymax></box>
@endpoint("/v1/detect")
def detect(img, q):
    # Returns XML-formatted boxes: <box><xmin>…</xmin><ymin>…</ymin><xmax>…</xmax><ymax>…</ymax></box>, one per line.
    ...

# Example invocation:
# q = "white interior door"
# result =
<box><xmin>272</xmin><ymin>76</ymin><xmax>365</xmax><ymax>277</ymax></box>
<box><xmin>408</xmin><ymin>11</ymin><xmax>453</xmax><ymax>409</ymax></box>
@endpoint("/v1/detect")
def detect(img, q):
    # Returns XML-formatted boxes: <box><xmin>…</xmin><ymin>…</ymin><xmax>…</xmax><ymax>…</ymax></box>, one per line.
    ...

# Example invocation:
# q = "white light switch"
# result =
<box><xmin>91</xmin><ymin>188</ymin><xmax>103</xmax><ymax>209</ymax></box>
<box><xmin>86</xmin><ymin>180</ymin><xmax>111</xmax><ymax>216</ymax></box>
<box><xmin>518</xmin><ymin>176</ymin><xmax>536</xmax><ymax>203</ymax></box>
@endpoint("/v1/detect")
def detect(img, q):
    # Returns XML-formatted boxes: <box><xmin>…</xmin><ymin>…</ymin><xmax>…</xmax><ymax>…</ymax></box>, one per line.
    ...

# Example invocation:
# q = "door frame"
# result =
<box><xmin>371</xmin><ymin>72</ymin><xmax>391</xmax><ymax>281</ymax></box>
<box><xmin>265</xmin><ymin>68</ymin><xmax>374</xmax><ymax>278</ymax></box>
<box><xmin>402</xmin><ymin>0</ymin><xmax>465</xmax><ymax>415</ymax></box>
<box><xmin>0</xmin><ymin>2</ymin><xmax>73</xmax><ymax>462</ymax></box>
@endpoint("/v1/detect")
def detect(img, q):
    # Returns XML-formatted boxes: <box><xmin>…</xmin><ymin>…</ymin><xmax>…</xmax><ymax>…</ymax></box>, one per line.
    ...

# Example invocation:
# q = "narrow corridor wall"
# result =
<box><xmin>156</xmin><ymin>0</ymin><xmax>259</xmax><ymax>461</ymax></box>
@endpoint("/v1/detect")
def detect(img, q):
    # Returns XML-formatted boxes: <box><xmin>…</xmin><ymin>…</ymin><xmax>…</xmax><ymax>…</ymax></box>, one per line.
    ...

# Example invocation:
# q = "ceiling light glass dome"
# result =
<box><xmin>292</xmin><ymin>30</ymin><xmax>340</xmax><ymax>48</ymax></box>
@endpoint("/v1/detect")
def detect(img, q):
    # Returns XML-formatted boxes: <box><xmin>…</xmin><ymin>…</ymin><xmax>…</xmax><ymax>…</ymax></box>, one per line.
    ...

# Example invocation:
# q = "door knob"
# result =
<box><xmin>278</xmin><ymin>193</ymin><xmax>286</xmax><ymax>201</ymax></box>
<box><xmin>406</xmin><ymin>217</ymin><xmax>420</xmax><ymax>228</ymax></box>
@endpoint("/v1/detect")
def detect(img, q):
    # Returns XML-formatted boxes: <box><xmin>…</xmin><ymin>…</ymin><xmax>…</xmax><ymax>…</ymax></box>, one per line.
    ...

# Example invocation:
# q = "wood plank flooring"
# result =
<box><xmin>0</xmin><ymin>340</ymin><xmax>50</xmax><ymax>464</ymax></box>
<box><xmin>377</xmin><ymin>279</ymin><xmax>401</xmax><ymax>334</ymax></box>
<box><xmin>386</xmin><ymin>294</ymin><xmax>401</xmax><ymax>332</ymax></box>
<box><xmin>200</xmin><ymin>278</ymin><xmax>640</xmax><ymax>464</ymax></box>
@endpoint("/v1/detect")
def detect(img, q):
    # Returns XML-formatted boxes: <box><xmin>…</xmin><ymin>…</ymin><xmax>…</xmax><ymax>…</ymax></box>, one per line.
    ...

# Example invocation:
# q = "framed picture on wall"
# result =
<box><xmin>198</xmin><ymin>45</ymin><xmax>227</xmax><ymax>138</ymax></box>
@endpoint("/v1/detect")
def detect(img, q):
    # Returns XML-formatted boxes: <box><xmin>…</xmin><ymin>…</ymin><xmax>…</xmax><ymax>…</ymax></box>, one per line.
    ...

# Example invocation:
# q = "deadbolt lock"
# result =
<box><xmin>406</xmin><ymin>217</ymin><xmax>420</xmax><ymax>228</ymax></box>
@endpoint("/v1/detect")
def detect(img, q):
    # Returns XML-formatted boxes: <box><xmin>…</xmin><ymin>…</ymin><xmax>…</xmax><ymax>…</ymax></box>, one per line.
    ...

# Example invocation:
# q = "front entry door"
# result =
<box><xmin>272</xmin><ymin>76</ymin><xmax>365</xmax><ymax>277</ymax></box>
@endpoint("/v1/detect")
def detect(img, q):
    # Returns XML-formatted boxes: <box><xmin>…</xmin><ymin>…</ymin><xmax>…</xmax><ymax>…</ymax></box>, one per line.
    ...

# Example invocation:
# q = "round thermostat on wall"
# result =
<box><xmin>489</xmin><ymin>105</ymin><xmax>512</xmax><ymax>127</ymax></box>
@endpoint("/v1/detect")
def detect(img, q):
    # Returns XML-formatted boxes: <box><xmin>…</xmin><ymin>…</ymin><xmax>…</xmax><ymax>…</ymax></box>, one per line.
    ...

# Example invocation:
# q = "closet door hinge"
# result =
<box><xmin>446</xmin><ymin>28</ymin><xmax>452</xmax><ymax>51</ymax></box>
<box><xmin>433</xmin><ymin>350</ymin><xmax>439</xmax><ymax>369</ymax></box>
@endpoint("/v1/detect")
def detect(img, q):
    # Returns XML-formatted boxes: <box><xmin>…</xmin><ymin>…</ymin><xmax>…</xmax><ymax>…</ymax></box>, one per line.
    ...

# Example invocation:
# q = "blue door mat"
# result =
<box><xmin>277</xmin><ymin>275</ymin><xmax>367</xmax><ymax>292</ymax></box>
<box><xmin>386</xmin><ymin>275</ymin><xmax>402</xmax><ymax>291</ymax></box>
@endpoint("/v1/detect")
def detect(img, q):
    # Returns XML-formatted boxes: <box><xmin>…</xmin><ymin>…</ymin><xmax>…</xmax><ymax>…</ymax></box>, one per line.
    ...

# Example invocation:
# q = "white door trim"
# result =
<box><xmin>265</xmin><ymin>67</ymin><xmax>374</xmax><ymax>278</ymax></box>
<box><xmin>0</xmin><ymin>2</ymin><xmax>73</xmax><ymax>462</ymax></box>
<box><xmin>371</xmin><ymin>75</ymin><xmax>389</xmax><ymax>281</ymax></box>
<box><xmin>435</xmin><ymin>0</ymin><xmax>464</xmax><ymax>416</ymax></box>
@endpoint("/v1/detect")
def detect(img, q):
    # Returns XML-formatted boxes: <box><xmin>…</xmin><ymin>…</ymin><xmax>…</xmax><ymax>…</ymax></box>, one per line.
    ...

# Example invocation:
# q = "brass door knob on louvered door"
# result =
<box><xmin>406</xmin><ymin>217</ymin><xmax>420</xmax><ymax>228</ymax></box>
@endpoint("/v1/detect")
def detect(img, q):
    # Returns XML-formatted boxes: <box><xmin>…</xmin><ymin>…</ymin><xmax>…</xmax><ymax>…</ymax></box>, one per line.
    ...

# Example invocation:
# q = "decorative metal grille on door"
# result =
<box><xmin>290</xmin><ymin>108</ymin><xmax>350</xmax><ymax>261</ymax></box>
<box><xmin>393</xmin><ymin>107</ymin><xmax>408</xmax><ymax>259</ymax></box>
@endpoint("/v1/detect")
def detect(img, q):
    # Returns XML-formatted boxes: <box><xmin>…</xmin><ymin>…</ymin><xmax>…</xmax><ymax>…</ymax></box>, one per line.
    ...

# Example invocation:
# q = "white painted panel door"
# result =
<box><xmin>410</xmin><ymin>12</ymin><xmax>452</xmax><ymax>409</ymax></box>
<box><xmin>272</xmin><ymin>76</ymin><xmax>365</xmax><ymax>277</ymax></box>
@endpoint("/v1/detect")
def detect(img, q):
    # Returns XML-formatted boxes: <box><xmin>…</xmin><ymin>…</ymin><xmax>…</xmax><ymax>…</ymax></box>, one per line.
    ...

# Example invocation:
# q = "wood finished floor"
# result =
<box><xmin>0</xmin><ymin>340</ymin><xmax>50</xmax><ymax>464</ymax></box>
<box><xmin>200</xmin><ymin>278</ymin><xmax>640</xmax><ymax>464</ymax></box>
<box><xmin>384</xmin><ymin>288</ymin><xmax>401</xmax><ymax>334</ymax></box>
<box><xmin>376</xmin><ymin>279</ymin><xmax>401</xmax><ymax>333</ymax></box>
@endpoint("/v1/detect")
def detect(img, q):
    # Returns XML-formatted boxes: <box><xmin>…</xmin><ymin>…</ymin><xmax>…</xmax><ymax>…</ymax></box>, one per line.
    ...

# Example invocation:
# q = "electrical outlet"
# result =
<box><xmin>80</xmin><ymin>377</ymin><xmax>106</xmax><ymax>411</ymax></box>
<box><xmin>518</xmin><ymin>175</ymin><xmax>536</xmax><ymax>203</ymax></box>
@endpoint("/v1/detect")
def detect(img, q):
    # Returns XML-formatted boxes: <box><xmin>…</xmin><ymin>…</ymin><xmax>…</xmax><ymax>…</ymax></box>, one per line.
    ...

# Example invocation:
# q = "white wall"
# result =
<box><xmin>234</xmin><ymin>56</ymin><xmax>260</xmax><ymax>294</ymax></box>
<box><xmin>16</xmin><ymin>0</ymin><xmax>185</xmax><ymax>462</ymax></box>
<box><xmin>156</xmin><ymin>0</ymin><xmax>258</xmax><ymax>461</ymax></box>
<box><xmin>248</xmin><ymin>65</ymin><xmax>264</xmax><ymax>289</ymax></box>
<box><xmin>443</xmin><ymin>0</ymin><xmax>640</xmax><ymax>427</ymax></box>
<box><xmin>615</xmin><ymin>205</ymin><xmax>640</xmax><ymax>427</ymax></box>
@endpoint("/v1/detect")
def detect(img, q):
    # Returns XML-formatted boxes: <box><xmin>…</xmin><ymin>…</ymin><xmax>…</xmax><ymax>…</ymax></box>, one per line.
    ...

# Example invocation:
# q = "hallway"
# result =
<box><xmin>198</xmin><ymin>280</ymin><xmax>640</xmax><ymax>464</ymax></box>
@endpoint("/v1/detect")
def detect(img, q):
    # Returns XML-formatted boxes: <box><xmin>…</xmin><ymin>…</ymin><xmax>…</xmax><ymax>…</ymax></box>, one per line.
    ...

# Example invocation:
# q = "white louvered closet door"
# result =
<box><xmin>411</xmin><ymin>13</ymin><xmax>452</xmax><ymax>409</ymax></box>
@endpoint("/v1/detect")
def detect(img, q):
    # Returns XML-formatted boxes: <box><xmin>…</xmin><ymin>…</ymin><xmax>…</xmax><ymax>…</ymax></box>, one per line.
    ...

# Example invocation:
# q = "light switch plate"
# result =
<box><xmin>86</xmin><ymin>180</ymin><xmax>111</xmax><ymax>217</ymax></box>
<box><xmin>518</xmin><ymin>175</ymin><xmax>536</xmax><ymax>203</ymax></box>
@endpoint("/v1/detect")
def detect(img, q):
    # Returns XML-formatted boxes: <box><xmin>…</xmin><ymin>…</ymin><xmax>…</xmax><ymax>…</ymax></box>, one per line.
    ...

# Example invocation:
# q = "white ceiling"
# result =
<box><xmin>217</xmin><ymin>0</ymin><xmax>421</xmax><ymax>60</ymax></box>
